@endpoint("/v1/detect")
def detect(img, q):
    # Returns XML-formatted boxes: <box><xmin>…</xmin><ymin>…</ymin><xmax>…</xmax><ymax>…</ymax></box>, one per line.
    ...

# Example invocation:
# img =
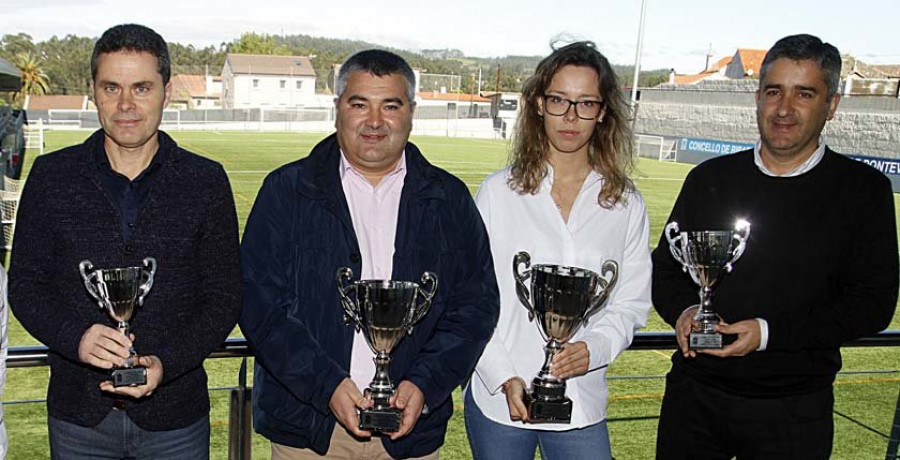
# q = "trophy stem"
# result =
<box><xmin>695</xmin><ymin>287</ymin><xmax>719</xmax><ymax>335</ymax></box>
<box><xmin>526</xmin><ymin>338</ymin><xmax>571</xmax><ymax>422</ymax></box>
<box><xmin>116</xmin><ymin>320</ymin><xmax>138</xmax><ymax>369</ymax></box>
<box><xmin>368</xmin><ymin>351</ymin><xmax>394</xmax><ymax>410</ymax></box>
<box><xmin>532</xmin><ymin>339</ymin><xmax>566</xmax><ymax>399</ymax></box>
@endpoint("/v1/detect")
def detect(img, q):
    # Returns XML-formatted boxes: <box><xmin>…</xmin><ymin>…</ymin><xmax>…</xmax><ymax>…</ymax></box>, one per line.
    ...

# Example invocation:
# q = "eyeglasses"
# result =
<box><xmin>542</xmin><ymin>95</ymin><xmax>604</xmax><ymax>120</ymax></box>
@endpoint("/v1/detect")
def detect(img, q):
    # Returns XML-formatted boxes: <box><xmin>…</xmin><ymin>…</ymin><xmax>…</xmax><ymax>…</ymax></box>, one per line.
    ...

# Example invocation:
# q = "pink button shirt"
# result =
<box><xmin>340</xmin><ymin>151</ymin><xmax>407</xmax><ymax>393</ymax></box>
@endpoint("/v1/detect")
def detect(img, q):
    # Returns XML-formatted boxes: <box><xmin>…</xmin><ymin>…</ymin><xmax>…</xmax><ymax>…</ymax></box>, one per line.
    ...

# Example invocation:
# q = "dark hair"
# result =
<box><xmin>335</xmin><ymin>49</ymin><xmax>416</xmax><ymax>103</ymax></box>
<box><xmin>760</xmin><ymin>34</ymin><xmax>841</xmax><ymax>100</ymax></box>
<box><xmin>509</xmin><ymin>41</ymin><xmax>634</xmax><ymax>208</ymax></box>
<box><xmin>91</xmin><ymin>24</ymin><xmax>171</xmax><ymax>85</ymax></box>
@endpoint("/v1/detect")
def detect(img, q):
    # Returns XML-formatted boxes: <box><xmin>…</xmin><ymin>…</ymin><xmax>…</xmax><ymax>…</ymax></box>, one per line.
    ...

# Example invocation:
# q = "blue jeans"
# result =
<box><xmin>464</xmin><ymin>388</ymin><xmax>612</xmax><ymax>460</ymax></box>
<box><xmin>49</xmin><ymin>409</ymin><xmax>209</xmax><ymax>460</ymax></box>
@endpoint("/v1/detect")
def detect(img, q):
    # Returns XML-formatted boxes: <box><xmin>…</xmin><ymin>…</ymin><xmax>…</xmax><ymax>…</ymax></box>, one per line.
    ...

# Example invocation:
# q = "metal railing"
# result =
<box><xmin>6</xmin><ymin>331</ymin><xmax>900</xmax><ymax>460</ymax></box>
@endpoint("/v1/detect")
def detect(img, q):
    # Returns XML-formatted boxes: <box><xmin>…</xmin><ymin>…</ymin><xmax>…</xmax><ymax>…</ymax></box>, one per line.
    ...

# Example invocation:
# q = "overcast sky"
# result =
<box><xmin>2</xmin><ymin>0</ymin><xmax>898</xmax><ymax>73</ymax></box>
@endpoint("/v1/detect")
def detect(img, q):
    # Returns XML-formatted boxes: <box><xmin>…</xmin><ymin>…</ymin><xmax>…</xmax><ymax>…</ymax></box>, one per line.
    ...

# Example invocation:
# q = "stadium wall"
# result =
<box><xmin>635</xmin><ymin>89</ymin><xmax>900</xmax><ymax>160</ymax></box>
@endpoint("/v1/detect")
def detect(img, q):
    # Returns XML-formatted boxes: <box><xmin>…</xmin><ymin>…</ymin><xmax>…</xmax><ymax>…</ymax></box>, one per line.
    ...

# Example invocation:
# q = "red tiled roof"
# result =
<box><xmin>170</xmin><ymin>74</ymin><xmax>219</xmax><ymax>100</ymax></box>
<box><xmin>25</xmin><ymin>95</ymin><xmax>88</xmax><ymax>110</ymax></box>
<box><xmin>735</xmin><ymin>49</ymin><xmax>768</xmax><ymax>76</ymax></box>
<box><xmin>707</xmin><ymin>56</ymin><xmax>731</xmax><ymax>72</ymax></box>
<box><xmin>673</xmin><ymin>73</ymin><xmax>713</xmax><ymax>85</ymax></box>
<box><xmin>171</xmin><ymin>75</ymin><xmax>203</xmax><ymax>99</ymax></box>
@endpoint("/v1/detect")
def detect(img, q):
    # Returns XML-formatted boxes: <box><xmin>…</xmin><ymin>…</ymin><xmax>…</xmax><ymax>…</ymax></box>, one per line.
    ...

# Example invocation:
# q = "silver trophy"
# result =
<box><xmin>665</xmin><ymin>220</ymin><xmax>750</xmax><ymax>349</ymax></box>
<box><xmin>513</xmin><ymin>251</ymin><xmax>618</xmax><ymax>423</ymax></box>
<box><xmin>336</xmin><ymin>267</ymin><xmax>438</xmax><ymax>432</ymax></box>
<box><xmin>79</xmin><ymin>257</ymin><xmax>157</xmax><ymax>387</ymax></box>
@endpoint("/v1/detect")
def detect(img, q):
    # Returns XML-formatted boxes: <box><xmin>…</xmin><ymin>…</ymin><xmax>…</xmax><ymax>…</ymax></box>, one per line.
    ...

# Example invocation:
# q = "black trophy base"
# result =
<box><xmin>112</xmin><ymin>367</ymin><xmax>147</xmax><ymax>387</ymax></box>
<box><xmin>524</xmin><ymin>394</ymin><xmax>572</xmax><ymax>424</ymax></box>
<box><xmin>359</xmin><ymin>407</ymin><xmax>401</xmax><ymax>433</ymax></box>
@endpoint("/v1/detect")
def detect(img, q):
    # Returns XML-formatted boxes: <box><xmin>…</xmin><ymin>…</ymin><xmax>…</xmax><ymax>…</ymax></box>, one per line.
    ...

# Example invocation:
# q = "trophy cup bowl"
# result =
<box><xmin>665</xmin><ymin>220</ymin><xmax>749</xmax><ymax>349</ymax></box>
<box><xmin>336</xmin><ymin>267</ymin><xmax>438</xmax><ymax>432</ymax></box>
<box><xmin>79</xmin><ymin>257</ymin><xmax>156</xmax><ymax>387</ymax></box>
<box><xmin>513</xmin><ymin>251</ymin><xmax>618</xmax><ymax>423</ymax></box>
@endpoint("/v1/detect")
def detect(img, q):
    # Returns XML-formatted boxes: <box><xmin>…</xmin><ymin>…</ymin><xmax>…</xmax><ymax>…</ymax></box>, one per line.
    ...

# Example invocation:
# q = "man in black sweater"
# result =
<box><xmin>652</xmin><ymin>34</ymin><xmax>898</xmax><ymax>459</ymax></box>
<box><xmin>9</xmin><ymin>25</ymin><xmax>240</xmax><ymax>459</ymax></box>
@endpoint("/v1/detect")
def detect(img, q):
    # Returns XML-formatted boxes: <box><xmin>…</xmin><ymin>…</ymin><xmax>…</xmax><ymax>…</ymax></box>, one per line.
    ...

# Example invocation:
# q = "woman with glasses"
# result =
<box><xmin>464</xmin><ymin>41</ymin><xmax>652</xmax><ymax>460</ymax></box>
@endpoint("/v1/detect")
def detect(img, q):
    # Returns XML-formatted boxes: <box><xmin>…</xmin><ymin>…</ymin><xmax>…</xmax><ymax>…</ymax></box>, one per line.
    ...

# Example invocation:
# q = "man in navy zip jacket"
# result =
<box><xmin>240</xmin><ymin>50</ymin><xmax>500</xmax><ymax>459</ymax></box>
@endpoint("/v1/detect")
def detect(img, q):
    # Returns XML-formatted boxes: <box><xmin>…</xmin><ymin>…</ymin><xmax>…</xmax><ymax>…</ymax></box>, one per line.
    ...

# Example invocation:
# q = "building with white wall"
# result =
<box><xmin>222</xmin><ymin>54</ymin><xmax>317</xmax><ymax>109</ymax></box>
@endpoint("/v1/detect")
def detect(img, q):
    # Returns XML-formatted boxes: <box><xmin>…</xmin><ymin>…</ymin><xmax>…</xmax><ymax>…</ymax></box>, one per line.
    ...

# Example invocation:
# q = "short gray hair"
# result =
<box><xmin>759</xmin><ymin>34</ymin><xmax>841</xmax><ymax>101</ymax></box>
<box><xmin>335</xmin><ymin>49</ymin><xmax>416</xmax><ymax>103</ymax></box>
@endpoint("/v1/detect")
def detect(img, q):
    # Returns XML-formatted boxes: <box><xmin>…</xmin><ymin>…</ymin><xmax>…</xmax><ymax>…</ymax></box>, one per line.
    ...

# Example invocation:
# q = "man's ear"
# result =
<box><xmin>163</xmin><ymin>80</ymin><xmax>173</xmax><ymax>108</ymax></box>
<box><xmin>826</xmin><ymin>92</ymin><xmax>840</xmax><ymax>121</ymax></box>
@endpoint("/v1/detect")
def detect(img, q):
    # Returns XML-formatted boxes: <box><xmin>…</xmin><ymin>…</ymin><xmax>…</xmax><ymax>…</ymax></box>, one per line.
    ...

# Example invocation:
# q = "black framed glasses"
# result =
<box><xmin>542</xmin><ymin>95</ymin><xmax>604</xmax><ymax>120</ymax></box>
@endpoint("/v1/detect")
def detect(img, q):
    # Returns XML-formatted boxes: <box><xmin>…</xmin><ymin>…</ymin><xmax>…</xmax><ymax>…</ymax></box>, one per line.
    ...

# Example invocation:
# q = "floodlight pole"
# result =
<box><xmin>630</xmin><ymin>0</ymin><xmax>648</xmax><ymax>113</ymax></box>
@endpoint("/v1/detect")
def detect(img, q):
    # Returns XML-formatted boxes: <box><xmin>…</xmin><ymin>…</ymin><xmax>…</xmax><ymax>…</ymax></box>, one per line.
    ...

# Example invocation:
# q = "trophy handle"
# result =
<box><xmin>336</xmin><ymin>267</ymin><xmax>361</xmax><ymax>331</ymax></box>
<box><xmin>585</xmin><ymin>260</ymin><xmax>619</xmax><ymax>325</ymax></box>
<box><xmin>513</xmin><ymin>251</ymin><xmax>535</xmax><ymax>321</ymax></box>
<box><xmin>137</xmin><ymin>257</ymin><xmax>157</xmax><ymax>305</ymax></box>
<box><xmin>726</xmin><ymin>220</ymin><xmax>751</xmax><ymax>272</ymax></box>
<box><xmin>410</xmin><ymin>271</ymin><xmax>438</xmax><ymax>329</ymax></box>
<box><xmin>78</xmin><ymin>260</ymin><xmax>104</xmax><ymax>308</ymax></box>
<box><xmin>664</xmin><ymin>222</ymin><xmax>688</xmax><ymax>269</ymax></box>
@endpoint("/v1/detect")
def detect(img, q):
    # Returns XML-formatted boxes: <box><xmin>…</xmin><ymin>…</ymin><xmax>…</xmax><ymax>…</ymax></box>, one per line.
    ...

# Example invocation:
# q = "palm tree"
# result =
<box><xmin>11</xmin><ymin>52</ymin><xmax>50</xmax><ymax>106</ymax></box>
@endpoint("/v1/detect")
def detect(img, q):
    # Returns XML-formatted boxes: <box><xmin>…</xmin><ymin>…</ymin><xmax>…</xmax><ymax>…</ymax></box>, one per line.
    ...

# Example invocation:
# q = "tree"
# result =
<box><xmin>39</xmin><ymin>34</ymin><xmax>93</xmax><ymax>95</ymax></box>
<box><xmin>169</xmin><ymin>42</ymin><xmax>226</xmax><ymax>76</ymax></box>
<box><xmin>227</xmin><ymin>33</ymin><xmax>291</xmax><ymax>56</ymax></box>
<box><xmin>0</xmin><ymin>33</ymin><xmax>37</xmax><ymax>61</ymax></box>
<box><xmin>11</xmin><ymin>52</ymin><xmax>50</xmax><ymax>106</ymax></box>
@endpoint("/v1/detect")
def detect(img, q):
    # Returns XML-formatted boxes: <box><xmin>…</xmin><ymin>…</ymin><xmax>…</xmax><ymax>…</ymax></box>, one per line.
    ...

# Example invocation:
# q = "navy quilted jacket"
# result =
<box><xmin>239</xmin><ymin>133</ymin><xmax>499</xmax><ymax>458</ymax></box>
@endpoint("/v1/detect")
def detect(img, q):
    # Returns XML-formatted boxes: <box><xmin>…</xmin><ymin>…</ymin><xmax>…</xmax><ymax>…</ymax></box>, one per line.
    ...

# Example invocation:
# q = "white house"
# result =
<box><xmin>222</xmin><ymin>54</ymin><xmax>317</xmax><ymax>109</ymax></box>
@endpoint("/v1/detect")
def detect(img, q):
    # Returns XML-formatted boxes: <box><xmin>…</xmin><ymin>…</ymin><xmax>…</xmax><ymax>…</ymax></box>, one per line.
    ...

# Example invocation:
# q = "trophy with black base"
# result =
<box><xmin>336</xmin><ymin>267</ymin><xmax>437</xmax><ymax>432</ymax></box>
<box><xmin>513</xmin><ymin>251</ymin><xmax>617</xmax><ymax>423</ymax></box>
<box><xmin>665</xmin><ymin>220</ymin><xmax>750</xmax><ymax>349</ymax></box>
<box><xmin>79</xmin><ymin>257</ymin><xmax>156</xmax><ymax>387</ymax></box>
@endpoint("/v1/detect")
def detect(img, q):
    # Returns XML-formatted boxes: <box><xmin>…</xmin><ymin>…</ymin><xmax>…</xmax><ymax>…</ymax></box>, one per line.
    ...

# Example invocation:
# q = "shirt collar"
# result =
<box><xmin>94</xmin><ymin>132</ymin><xmax>166</xmax><ymax>181</ymax></box>
<box><xmin>753</xmin><ymin>136</ymin><xmax>826</xmax><ymax>177</ymax></box>
<box><xmin>339</xmin><ymin>149</ymin><xmax>407</xmax><ymax>184</ymax></box>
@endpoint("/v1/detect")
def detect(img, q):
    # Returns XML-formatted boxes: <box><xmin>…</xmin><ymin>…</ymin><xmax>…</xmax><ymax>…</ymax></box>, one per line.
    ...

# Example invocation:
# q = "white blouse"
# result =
<box><xmin>468</xmin><ymin>165</ymin><xmax>652</xmax><ymax>430</ymax></box>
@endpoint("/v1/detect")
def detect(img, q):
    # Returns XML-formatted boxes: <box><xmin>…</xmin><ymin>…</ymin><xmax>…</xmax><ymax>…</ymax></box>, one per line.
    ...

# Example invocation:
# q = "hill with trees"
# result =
<box><xmin>0</xmin><ymin>31</ymin><xmax>670</xmax><ymax>105</ymax></box>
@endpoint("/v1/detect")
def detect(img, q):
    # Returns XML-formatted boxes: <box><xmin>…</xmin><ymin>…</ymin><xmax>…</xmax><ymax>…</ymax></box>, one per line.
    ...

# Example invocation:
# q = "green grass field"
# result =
<box><xmin>5</xmin><ymin>130</ymin><xmax>900</xmax><ymax>459</ymax></box>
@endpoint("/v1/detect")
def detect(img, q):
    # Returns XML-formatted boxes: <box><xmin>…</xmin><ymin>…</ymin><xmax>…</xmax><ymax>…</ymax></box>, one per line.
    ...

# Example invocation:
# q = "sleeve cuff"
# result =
<box><xmin>756</xmin><ymin>318</ymin><xmax>769</xmax><ymax>351</ymax></box>
<box><xmin>580</xmin><ymin>334</ymin><xmax>609</xmax><ymax>371</ymax></box>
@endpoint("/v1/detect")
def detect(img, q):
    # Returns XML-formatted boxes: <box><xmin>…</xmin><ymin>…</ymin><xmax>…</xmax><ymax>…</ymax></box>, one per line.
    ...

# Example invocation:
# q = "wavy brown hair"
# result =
<box><xmin>508</xmin><ymin>41</ymin><xmax>635</xmax><ymax>208</ymax></box>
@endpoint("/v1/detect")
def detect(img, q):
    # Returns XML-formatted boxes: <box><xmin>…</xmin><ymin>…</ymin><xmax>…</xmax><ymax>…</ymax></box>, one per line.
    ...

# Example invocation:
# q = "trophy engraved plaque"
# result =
<box><xmin>665</xmin><ymin>220</ymin><xmax>750</xmax><ymax>349</ymax></box>
<box><xmin>513</xmin><ymin>251</ymin><xmax>617</xmax><ymax>423</ymax></box>
<box><xmin>336</xmin><ymin>267</ymin><xmax>438</xmax><ymax>432</ymax></box>
<box><xmin>79</xmin><ymin>257</ymin><xmax>156</xmax><ymax>387</ymax></box>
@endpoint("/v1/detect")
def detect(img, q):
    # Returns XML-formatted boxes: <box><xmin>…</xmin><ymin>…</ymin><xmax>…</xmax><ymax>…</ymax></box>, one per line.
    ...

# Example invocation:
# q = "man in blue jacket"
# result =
<box><xmin>239</xmin><ymin>49</ymin><xmax>500</xmax><ymax>459</ymax></box>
